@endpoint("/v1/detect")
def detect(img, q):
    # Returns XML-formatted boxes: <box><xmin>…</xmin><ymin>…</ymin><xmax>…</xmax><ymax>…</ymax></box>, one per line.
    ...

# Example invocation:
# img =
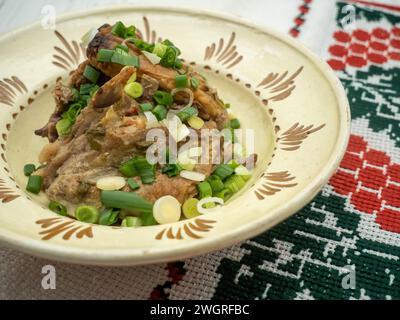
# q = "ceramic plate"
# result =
<box><xmin>0</xmin><ymin>6</ymin><xmax>350</xmax><ymax>266</ymax></box>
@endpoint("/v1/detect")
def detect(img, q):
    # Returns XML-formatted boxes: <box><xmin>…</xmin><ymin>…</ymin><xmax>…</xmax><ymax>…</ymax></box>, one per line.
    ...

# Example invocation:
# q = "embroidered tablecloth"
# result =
<box><xmin>0</xmin><ymin>0</ymin><xmax>399</xmax><ymax>300</ymax></box>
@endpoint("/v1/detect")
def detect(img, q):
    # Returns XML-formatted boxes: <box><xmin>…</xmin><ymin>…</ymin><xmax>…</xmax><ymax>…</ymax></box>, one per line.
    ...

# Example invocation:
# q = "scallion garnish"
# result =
<box><xmin>111</xmin><ymin>51</ymin><xmax>139</xmax><ymax>67</ymax></box>
<box><xmin>119</xmin><ymin>159</ymin><xmax>138</xmax><ymax>177</ymax></box>
<box><xmin>101</xmin><ymin>191</ymin><xmax>154</xmax><ymax>215</ymax></box>
<box><xmin>177</xmin><ymin>106</ymin><xmax>198</xmax><ymax>122</ymax></box>
<box><xmin>152</xmin><ymin>105</ymin><xmax>168</xmax><ymax>121</ymax></box>
<box><xmin>115</xmin><ymin>44</ymin><xmax>129</xmax><ymax>54</ymax></box>
<box><xmin>75</xmin><ymin>205</ymin><xmax>100</xmax><ymax>224</ymax></box>
<box><xmin>214</xmin><ymin>164</ymin><xmax>234</xmax><ymax>180</ymax></box>
<box><xmin>153</xmin><ymin>91</ymin><xmax>173</xmax><ymax>106</ymax></box>
<box><xmin>127</xmin><ymin>178</ymin><xmax>140</xmax><ymax>190</ymax></box>
<box><xmin>215</xmin><ymin>188</ymin><xmax>233</xmax><ymax>202</ymax></box>
<box><xmin>139</xmin><ymin>103</ymin><xmax>153</xmax><ymax>112</ymax></box>
<box><xmin>161</xmin><ymin>164</ymin><xmax>182</xmax><ymax>177</ymax></box>
<box><xmin>206</xmin><ymin>175</ymin><xmax>224</xmax><ymax>194</ymax></box>
<box><xmin>132</xmin><ymin>156</ymin><xmax>155</xmax><ymax>184</ymax></box>
<box><xmin>230</xmin><ymin>119</ymin><xmax>241</xmax><ymax>129</ymax></box>
<box><xmin>112</xmin><ymin>21</ymin><xmax>127</xmax><ymax>38</ymax></box>
<box><xmin>160</xmin><ymin>47</ymin><xmax>177</xmax><ymax>68</ymax></box>
<box><xmin>24</xmin><ymin>164</ymin><xmax>36</xmax><ymax>177</ymax></box>
<box><xmin>26</xmin><ymin>175</ymin><xmax>43</xmax><ymax>194</ymax></box>
<box><xmin>121</xmin><ymin>216</ymin><xmax>143</xmax><ymax>228</ymax></box>
<box><xmin>174</xmin><ymin>59</ymin><xmax>183</xmax><ymax>69</ymax></box>
<box><xmin>124</xmin><ymin>82</ymin><xmax>143</xmax><ymax>98</ymax></box>
<box><xmin>48</xmin><ymin>201</ymin><xmax>67</xmax><ymax>216</ymax></box>
<box><xmin>97</xmin><ymin>49</ymin><xmax>115</xmax><ymax>62</ymax></box>
<box><xmin>56</xmin><ymin>118</ymin><xmax>73</xmax><ymax>137</ymax></box>
<box><xmin>99</xmin><ymin>208</ymin><xmax>120</xmax><ymax>226</ymax></box>
<box><xmin>224</xmin><ymin>175</ymin><xmax>246</xmax><ymax>194</ymax></box>
<box><xmin>153</xmin><ymin>43</ymin><xmax>168</xmax><ymax>58</ymax></box>
<box><xmin>198</xmin><ymin>181</ymin><xmax>212</xmax><ymax>199</ymax></box>
<box><xmin>175</xmin><ymin>74</ymin><xmax>188</xmax><ymax>88</ymax></box>
<box><xmin>190</xmin><ymin>77</ymin><xmax>200</xmax><ymax>90</ymax></box>
<box><xmin>83</xmin><ymin>65</ymin><xmax>100</xmax><ymax>84</ymax></box>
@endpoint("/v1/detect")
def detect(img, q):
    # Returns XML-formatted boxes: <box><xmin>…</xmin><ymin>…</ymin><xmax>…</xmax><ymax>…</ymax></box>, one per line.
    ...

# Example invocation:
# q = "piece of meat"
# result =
<box><xmin>87</xmin><ymin>25</ymin><xmax>228</xmax><ymax>128</ymax></box>
<box><xmin>92</xmin><ymin>66</ymin><xmax>136</xmax><ymax>108</ymax></box>
<box><xmin>141</xmin><ymin>74</ymin><xmax>159</xmax><ymax>99</ymax></box>
<box><xmin>35</xmin><ymin>81</ymin><xmax>75</xmax><ymax>142</ymax></box>
<box><xmin>68</xmin><ymin>60</ymin><xmax>90</xmax><ymax>88</ymax></box>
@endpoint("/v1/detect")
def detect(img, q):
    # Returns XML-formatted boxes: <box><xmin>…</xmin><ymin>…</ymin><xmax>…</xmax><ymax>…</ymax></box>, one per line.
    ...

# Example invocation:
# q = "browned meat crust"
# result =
<box><xmin>87</xmin><ymin>25</ymin><xmax>228</xmax><ymax>128</ymax></box>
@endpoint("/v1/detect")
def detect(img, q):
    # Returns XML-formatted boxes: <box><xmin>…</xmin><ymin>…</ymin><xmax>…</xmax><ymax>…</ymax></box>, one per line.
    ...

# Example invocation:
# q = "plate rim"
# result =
<box><xmin>0</xmin><ymin>5</ymin><xmax>351</xmax><ymax>266</ymax></box>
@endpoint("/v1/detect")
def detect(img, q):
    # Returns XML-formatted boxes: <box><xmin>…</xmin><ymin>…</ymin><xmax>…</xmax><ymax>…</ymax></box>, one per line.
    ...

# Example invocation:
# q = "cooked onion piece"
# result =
<box><xmin>96</xmin><ymin>176</ymin><xmax>126</xmax><ymax>191</ymax></box>
<box><xmin>153</xmin><ymin>196</ymin><xmax>182</xmax><ymax>224</ymax></box>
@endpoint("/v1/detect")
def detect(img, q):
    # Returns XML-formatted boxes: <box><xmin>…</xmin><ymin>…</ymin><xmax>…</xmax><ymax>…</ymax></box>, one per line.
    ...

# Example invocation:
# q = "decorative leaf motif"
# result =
<box><xmin>52</xmin><ymin>30</ymin><xmax>86</xmax><ymax>71</ymax></box>
<box><xmin>257</xmin><ymin>66</ymin><xmax>303</xmax><ymax>102</ymax></box>
<box><xmin>278</xmin><ymin>122</ymin><xmax>326</xmax><ymax>151</ymax></box>
<box><xmin>155</xmin><ymin>218</ymin><xmax>216</xmax><ymax>240</ymax></box>
<box><xmin>136</xmin><ymin>16</ymin><xmax>162</xmax><ymax>44</ymax></box>
<box><xmin>36</xmin><ymin>217</ymin><xmax>93</xmax><ymax>241</ymax></box>
<box><xmin>0</xmin><ymin>76</ymin><xmax>27</xmax><ymax>106</ymax></box>
<box><xmin>255</xmin><ymin>171</ymin><xmax>298</xmax><ymax>200</ymax></box>
<box><xmin>0</xmin><ymin>178</ymin><xmax>20</xmax><ymax>203</ymax></box>
<box><xmin>204</xmin><ymin>32</ymin><xmax>243</xmax><ymax>69</ymax></box>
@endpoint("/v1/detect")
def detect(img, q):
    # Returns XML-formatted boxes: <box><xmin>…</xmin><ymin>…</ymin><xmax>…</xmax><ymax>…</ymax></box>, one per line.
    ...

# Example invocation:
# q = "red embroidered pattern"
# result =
<box><xmin>327</xmin><ymin>27</ymin><xmax>400</xmax><ymax>70</ymax></box>
<box><xmin>329</xmin><ymin>135</ymin><xmax>400</xmax><ymax>233</ymax></box>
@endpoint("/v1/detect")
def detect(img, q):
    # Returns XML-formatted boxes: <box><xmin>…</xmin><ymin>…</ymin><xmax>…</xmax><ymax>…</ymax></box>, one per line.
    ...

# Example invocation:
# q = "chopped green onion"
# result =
<box><xmin>214</xmin><ymin>164</ymin><xmax>234</xmax><ymax>180</ymax></box>
<box><xmin>127</xmin><ymin>178</ymin><xmax>140</xmax><ymax>190</ymax></box>
<box><xmin>97</xmin><ymin>49</ymin><xmax>115</xmax><ymax>62</ymax></box>
<box><xmin>79</xmin><ymin>83</ymin><xmax>99</xmax><ymax>96</ymax></box>
<box><xmin>207</xmin><ymin>175</ymin><xmax>224</xmax><ymax>194</ymax></box>
<box><xmin>175</xmin><ymin>75</ymin><xmax>188</xmax><ymax>88</ymax></box>
<box><xmin>224</xmin><ymin>175</ymin><xmax>246</xmax><ymax>194</ymax></box>
<box><xmin>153</xmin><ymin>91</ymin><xmax>173</xmax><ymax>106</ymax></box>
<box><xmin>75</xmin><ymin>205</ymin><xmax>100</xmax><ymax>224</ymax></box>
<box><xmin>112</xmin><ymin>21</ymin><xmax>126</xmax><ymax>38</ymax></box>
<box><xmin>140</xmin><ymin>211</ymin><xmax>158</xmax><ymax>226</ymax></box>
<box><xmin>224</xmin><ymin>103</ymin><xmax>231</xmax><ymax>109</ymax></box>
<box><xmin>128</xmin><ymin>72</ymin><xmax>137</xmax><ymax>83</ymax></box>
<box><xmin>228</xmin><ymin>159</ymin><xmax>240</xmax><ymax>170</ymax></box>
<box><xmin>111</xmin><ymin>52</ymin><xmax>139</xmax><ymax>67</ymax></box>
<box><xmin>124</xmin><ymin>26</ymin><xmax>136</xmax><ymax>38</ymax></box>
<box><xmin>190</xmin><ymin>77</ymin><xmax>200</xmax><ymax>90</ymax></box>
<box><xmin>139</xmin><ymin>103</ymin><xmax>153</xmax><ymax>112</ymax></box>
<box><xmin>198</xmin><ymin>181</ymin><xmax>212</xmax><ymax>199</ymax></box>
<box><xmin>177</xmin><ymin>107</ymin><xmax>198</xmax><ymax>122</ymax></box>
<box><xmin>101</xmin><ymin>191</ymin><xmax>154</xmax><ymax>215</ymax></box>
<box><xmin>152</xmin><ymin>105</ymin><xmax>168</xmax><ymax>121</ymax></box>
<box><xmin>161</xmin><ymin>164</ymin><xmax>182</xmax><ymax>177</ymax></box>
<box><xmin>119</xmin><ymin>159</ymin><xmax>138</xmax><ymax>177</ymax></box>
<box><xmin>121</xmin><ymin>216</ymin><xmax>143</xmax><ymax>228</ymax></box>
<box><xmin>99</xmin><ymin>208</ymin><xmax>120</xmax><ymax>226</ymax></box>
<box><xmin>162</xmin><ymin>39</ymin><xmax>181</xmax><ymax>55</ymax></box>
<box><xmin>160</xmin><ymin>47</ymin><xmax>177</xmax><ymax>68</ymax></box>
<box><xmin>115</xmin><ymin>44</ymin><xmax>129</xmax><ymax>54</ymax></box>
<box><xmin>130</xmin><ymin>38</ymin><xmax>155</xmax><ymax>52</ymax></box>
<box><xmin>153</xmin><ymin>43</ymin><xmax>168</xmax><ymax>58</ymax></box>
<box><xmin>24</xmin><ymin>164</ymin><xmax>36</xmax><ymax>176</ymax></box>
<box><xmin>182</xmin><ymin>198</ymin><xmax>201</xmax><ymax>219</ymax></box>
<box><xmin>133</xmin><ymin>156</ymin><xmax>155</xmax><ymax>184</ymax></box>
<box><xmin>83</xmin><ymin>65</ymin><xmax>100</xmax><ymax>84</ymax></box>
<box><xmin>56</xmin><ymin>118</ymin><xmax>73</xmax><ymax>137</ymax></box>
<box><xmin>215</xmin><ymin>188</ymin><xmax>233</xmax><ymax>202</ymax></box>
<box><xmin>174</xmin><ymin>59</ymin><xmax>183</xmax><ymax>69</ymax></box>
<box><xmin>124</xmin><ymin>82</ymin><xmax>143</xmax><ymax>99</ymax></box>
<box><xmin>230</xmin><ymin>119</ymin><xmax>241</xmax><ymax>129</ymax></box>
<box><xmin>48</xmin><ymin>201</ymin><xmax>67</xmax><ymax>216</ymax></box>
<box><xmin>187</xmin><ymin>116</ymin><xmax>204</xmax><ymax>130</ymax></box>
